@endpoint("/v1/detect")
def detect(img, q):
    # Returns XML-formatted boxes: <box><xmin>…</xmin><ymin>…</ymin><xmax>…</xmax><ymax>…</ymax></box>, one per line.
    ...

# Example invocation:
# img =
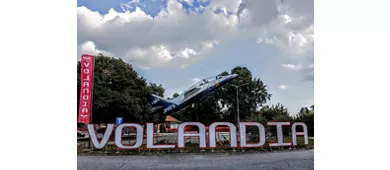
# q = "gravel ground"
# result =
<box><xmin>77</xmin><ymin>149</ymin><xmax>314</xmax><ymax>170</ymax></box>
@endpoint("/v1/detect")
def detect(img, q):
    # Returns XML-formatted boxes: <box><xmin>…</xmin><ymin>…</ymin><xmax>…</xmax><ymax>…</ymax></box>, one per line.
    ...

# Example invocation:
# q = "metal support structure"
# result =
<box><xmin>235</xmin><ymin>87</ymin><xmax>240</xmax><ymax>124</ymax></box>
<box><xmin>230</xmin><ymin>83</ymin><xmax>249</xmax><ymax>126</ymax></box>
<box><xmin>197</xmin><ymin>102</ymin><xmax>200</xmax><ymax>122</ymax></box>
<box><xmin>88</xmin><ymin>135</ymin><xmax>91</xmax><ymax>149</ymax></box>
<box><xmin>230</xmin><ymin>83</ymin><xmax>249</xmax><ymax>152</ymax></box>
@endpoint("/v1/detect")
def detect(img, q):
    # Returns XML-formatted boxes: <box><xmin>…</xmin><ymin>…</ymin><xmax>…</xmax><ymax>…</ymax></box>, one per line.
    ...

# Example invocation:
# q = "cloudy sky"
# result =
<box><xmin>77</xmin><ymin>0</ymin><xmax>314</xmax><ymax>114</ymax></box>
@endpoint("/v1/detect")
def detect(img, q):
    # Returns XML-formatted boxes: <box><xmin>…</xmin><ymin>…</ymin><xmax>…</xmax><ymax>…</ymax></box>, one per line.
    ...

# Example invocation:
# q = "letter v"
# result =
<box><xmin>87</xmin><ymin>124</ymin><xmax>114</xmax><ymax>149</ymax></box>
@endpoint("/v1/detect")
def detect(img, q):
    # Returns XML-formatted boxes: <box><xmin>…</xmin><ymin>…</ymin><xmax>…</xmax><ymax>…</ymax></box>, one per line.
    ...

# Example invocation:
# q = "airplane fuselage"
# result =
<box><xmin>147</xmin><ymin>74</ymin><xmax>238</xmax><ymax>117</ymax></box>
<box><xmin>164</xmin><ymin>77</ymin><xmax>235</xmax><ymax>116</ymax></box>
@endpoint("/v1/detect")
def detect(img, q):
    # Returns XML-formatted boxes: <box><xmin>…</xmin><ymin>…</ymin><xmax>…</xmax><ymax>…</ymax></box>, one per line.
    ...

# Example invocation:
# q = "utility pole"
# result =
<box><xmin>231</xmin><ymin>83</ymin><xmax>248</xmax><ymax>152</ymax></box>
<box><xmin>235</xmin><ymin>87</ymin><xmax>240</xmax><ymax>124</ymax></box>
<box><xmin>231</xmin><ymin>83</ymin><xmax>249</xmax><ymax>125</ymax></box>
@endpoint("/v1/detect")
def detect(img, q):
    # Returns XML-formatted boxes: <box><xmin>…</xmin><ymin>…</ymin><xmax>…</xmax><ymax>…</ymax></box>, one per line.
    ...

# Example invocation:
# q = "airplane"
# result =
<box><xmin>147</xmin><ymin>74</ymin><xmax>238</xmax><ymax>117</ymax></box>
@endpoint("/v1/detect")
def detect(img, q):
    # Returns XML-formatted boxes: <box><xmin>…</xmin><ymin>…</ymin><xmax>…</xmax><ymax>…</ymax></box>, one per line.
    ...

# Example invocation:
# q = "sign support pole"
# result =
<box><xmin>88</xmin><ymin>56</ymin><xmax>96</xmax><ymax>149</ymax></box>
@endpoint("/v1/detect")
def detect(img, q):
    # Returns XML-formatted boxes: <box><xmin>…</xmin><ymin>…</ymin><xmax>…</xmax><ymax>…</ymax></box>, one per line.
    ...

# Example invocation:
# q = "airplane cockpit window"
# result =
<box><xmin>189</xmin><ymin>79</ymin><xmax>206</xmax><ymax>89</ymax></box>
<box><xmin>184</xmin><ymin>87</ymin><xmax>201</xmax><ymax>99</ymax></box>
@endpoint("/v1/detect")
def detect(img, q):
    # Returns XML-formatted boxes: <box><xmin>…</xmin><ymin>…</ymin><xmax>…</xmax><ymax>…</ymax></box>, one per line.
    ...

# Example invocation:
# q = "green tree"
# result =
<box><xmin>253</xmin><ymin>103</ymin><xmax>293</xmax><ymax>136</ymax></box>
<box><xmin>259</xmin><ymin>104</ymin><xmax>292</xmax><ymax>121</ymax></box>
<box><xmin>147</xmin><ymin>83</ymin><xmax>165</xmax><ymax>97</ymax></box>
<box><xmin>167</xmin><ymin>92</ymin><xmax>180</xmax><ymax>100</ymax></box>
<box><xmin>218</xmin><ymin>66</ymin><xmax>272</xmax><ymax>123</ymax></box>
<box><xmin>294</xmin><ymin>105</ymin><xmax>314</xmax><ymax>136</ymax></box>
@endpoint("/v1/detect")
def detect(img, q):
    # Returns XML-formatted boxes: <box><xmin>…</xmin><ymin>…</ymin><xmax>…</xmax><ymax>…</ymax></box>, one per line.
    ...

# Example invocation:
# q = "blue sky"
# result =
<box><xmin>77</xmin><ymin>0</ymin><xmax>210</xmax><ymax>16</ymax></box>
<box><xmin>77</xmin><ymin>0</ymin><xmax>314</xmax><ymax>114</ymax></box>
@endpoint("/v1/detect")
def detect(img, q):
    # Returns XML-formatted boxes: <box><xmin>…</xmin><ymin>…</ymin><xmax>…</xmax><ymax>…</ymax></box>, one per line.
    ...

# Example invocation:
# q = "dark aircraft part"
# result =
<box><xmin>197</xmin><ymin>102</ymin><xmax>200</xmax><ymax>122</ymax></box>
<box><xmin>146</xmin><ymin>74</ymin><xmax>238</xmax><ymax>117</ymax></box>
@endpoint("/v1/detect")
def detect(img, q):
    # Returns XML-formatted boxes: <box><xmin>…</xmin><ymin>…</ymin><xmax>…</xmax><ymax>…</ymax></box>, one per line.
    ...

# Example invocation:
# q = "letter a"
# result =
<box><xmin>292</xmin><ymin>122</ymin><xmax>309</xmax><ymax>145</ymax></box>
<box><xmin>177</xmin><ymin>122</ymin><xmax>206</xmax><ymax>148</ymax></box>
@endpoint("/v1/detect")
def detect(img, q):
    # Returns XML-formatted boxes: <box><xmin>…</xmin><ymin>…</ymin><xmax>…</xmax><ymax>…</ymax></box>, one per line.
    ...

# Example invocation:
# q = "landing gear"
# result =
<box><xmin>197</xmin><ymin>102</ymin><xmax>200</xmax><ymax>122</ymax></box>
<box><xmin>192</xmin><ymin>101</ymin><xmax>201</xmax><ymax>122</ymax></box>
<box><xmin>190</xmin><ymin>101</ymin><xmax>201</xmax><ymax>131</ymax></box>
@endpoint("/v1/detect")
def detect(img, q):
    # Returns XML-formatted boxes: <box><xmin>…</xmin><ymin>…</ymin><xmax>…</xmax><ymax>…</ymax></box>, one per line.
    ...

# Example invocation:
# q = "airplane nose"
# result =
<box><xmin>231</xmin><ymin>74</ymin><xmax>238</xmax><ymax>78</ymax></box>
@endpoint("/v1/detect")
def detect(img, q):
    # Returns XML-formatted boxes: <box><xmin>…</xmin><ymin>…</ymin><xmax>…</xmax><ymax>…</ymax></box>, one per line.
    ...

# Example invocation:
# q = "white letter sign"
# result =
<box><xmin>209</xmin><ymin>122</ymin><xmax>237</xmax><ymax>148</ymax></box>
<box><xmin>115</xmin><ymin>123</ymin><xmax>143</xmax><ymax>149</ymax></box>
<box><xmin>177</xmin><ymin>122</ymin><xmax>206</xmax><ymax>148</ymax></box>
<box><xmin>239</xmin><ymin>122</ymin><xmax>266</xmax><ymax>147</ymax></box>
<box><xmin>85</xmin><ymin>121</ymin><xmax>310</xmax><ymax>150</ymax></box>
<box><xmin>88</xmin><ymin>124</ymin><xmax>114</xmax><ymax>149</ymax></box>
<box><xmin>267</xmin><ymin>122</ymin><xmax>292</xmax><ymax>147</ymax></box>
<box><xmin>292</xmin><ymin>122</ymin><xmax>309</xmax><ymax>145</ymax></box>
<box><xmin>146</xmin><ymin>123</ymin><xmax>175</xmax><ymax>149</ymax></box>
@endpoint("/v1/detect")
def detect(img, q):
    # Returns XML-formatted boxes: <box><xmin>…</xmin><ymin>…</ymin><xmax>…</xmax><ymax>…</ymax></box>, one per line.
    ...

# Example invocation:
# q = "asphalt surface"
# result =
<box><xmin>77</xmin><ymin>149</ymin><xmax>314</xmax><ymax>170</ymax></box>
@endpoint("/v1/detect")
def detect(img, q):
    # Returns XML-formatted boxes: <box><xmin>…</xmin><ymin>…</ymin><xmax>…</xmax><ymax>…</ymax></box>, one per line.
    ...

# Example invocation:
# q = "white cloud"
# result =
<box><xmin>120</xmin><ymin>0</ymin><xmax>146</xmax><ymax>11</ymax></box>
<box><xmin>282</xmin><ymin>63</ymin><xmax>314</xmax><ymax>81</ymax></box>
<box><xmin>77</xmin><ymin>0</ymin><xmax>313</xmax><ymax>73</ymax></box>
<box><xmin>255</xmin><ymin>14</ymin><xmax>313</xmax><ymax>59</ymax></box>
<box><xmin>246</xmin><ymin>0</ymin><xmax>314</xmax><ymax>60</ymax></box>
<box><xmin>208</xmin><ymin>0</ymin><xmax>242</xmax><ymax>13</ymax></box>
<box><xmin>282</xmin><ymin>63</ymin><xmax>303</xmax><ymax>71</ymax></box>
<box><xmin>208</xmin><ymin>0</ymin><xmax>314</xmax><ymax>82</ymax></box>
<box><xmin>279</xmin><ymin>84</ymin><xmax>288</xmax><ymax>90</ymax></box>
<box><xmin>77</xmin><ymin>0</ymin><xmax>285</xmax><ymax>68</ymax></box>
<box><xmin>235</xmin><ymin>0</ymin><xmax>279</xmax><ymax>26</ymax></box>
<box><xmin>256</xmin><ymin>37</ymin><xmax>276</xmax><ymax>45</ymax></box>
<box><xmin>250</xmin><ymin>0</ymin><xmax>314</xmax><ymax>82</ymax></box>
<box><xmin>77</xmin><ymin>0</ymin><xmax>242</xmax><ymax>68</ymax></box>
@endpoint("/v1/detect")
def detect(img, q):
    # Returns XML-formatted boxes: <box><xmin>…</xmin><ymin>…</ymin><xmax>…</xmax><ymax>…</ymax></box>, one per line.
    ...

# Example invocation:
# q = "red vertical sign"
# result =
<box><xmin>78</xmin><ymin>54</ymin><xmax>95</xmax><ymax>124</ymax></box>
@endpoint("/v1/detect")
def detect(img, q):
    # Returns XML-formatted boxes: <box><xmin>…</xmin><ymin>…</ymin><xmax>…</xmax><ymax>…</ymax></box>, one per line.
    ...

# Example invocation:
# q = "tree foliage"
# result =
<box><xmin>293</xmin><ymin>105</ymin><xmax>314</xmax><ymax>136</ymax></box>
<box><xmin>258</xmin><ymin>104</ymin><xmax>292</xmax><ymax>122</ymax></box>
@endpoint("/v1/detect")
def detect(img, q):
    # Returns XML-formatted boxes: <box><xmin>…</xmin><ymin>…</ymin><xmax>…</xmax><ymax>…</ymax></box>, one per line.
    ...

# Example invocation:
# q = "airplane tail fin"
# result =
<box><xmin>146</xmin><ymin>93</ymin><xmax>173</xmax><ymax>107</ymax></box>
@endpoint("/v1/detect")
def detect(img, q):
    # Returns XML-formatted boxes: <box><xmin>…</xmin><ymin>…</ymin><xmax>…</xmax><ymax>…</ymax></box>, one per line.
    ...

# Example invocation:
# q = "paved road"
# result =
<box><xmin>78</xmin><ymin>150</ymin><xmax>314</xmax><ymax>170</ymax></box>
